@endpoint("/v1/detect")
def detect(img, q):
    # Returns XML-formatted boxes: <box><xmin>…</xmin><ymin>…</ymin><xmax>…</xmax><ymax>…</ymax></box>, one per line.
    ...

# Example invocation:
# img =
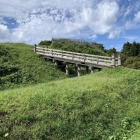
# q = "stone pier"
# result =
<box><xmin>89</xmin><ymin>66</ymin><xmax>93</xmax><ymax>73</ymax></box>
<box><xmin>77</xmin><ymin>65</ymin><xmax>81</xmax><ymax>77</ymax></box>
<box><xmin>65</xmin><ymin>64</ymin><xmax>69</xmax><ymax>76</ymax></box>
<box><xmin>54</xmin><ymin>60</ymin><xmax>58</xmax><ymax>69</ymax></box>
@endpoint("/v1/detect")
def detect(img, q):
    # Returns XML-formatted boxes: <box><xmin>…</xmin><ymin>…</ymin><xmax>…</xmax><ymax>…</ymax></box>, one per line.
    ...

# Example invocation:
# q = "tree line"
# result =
<box><xmin>38</xmin><ymin>40</ymin><xmax>140</xmax><ymax>69</ymax></box>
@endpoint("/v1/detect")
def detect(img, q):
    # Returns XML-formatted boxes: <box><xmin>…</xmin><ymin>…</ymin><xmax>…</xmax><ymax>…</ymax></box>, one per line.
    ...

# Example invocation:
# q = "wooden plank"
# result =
<box><xmin>36</xmin><ymin>47</ymin><xmax>111</xmax><ymax>59</ymax></box>
<box><xmin>35</xmin><ymin>47</ymin><xmax>113</xmax><ymax>67</ymax></box>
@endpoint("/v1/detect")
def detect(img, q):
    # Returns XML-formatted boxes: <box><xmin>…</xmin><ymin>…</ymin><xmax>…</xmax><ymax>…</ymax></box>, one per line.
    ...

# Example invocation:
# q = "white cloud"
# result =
<box><xmin>0</xmin><ymin>0</ymin><xmax>140</xmax><ymax>44</ymax></box>
<box><xmin>0</xmin><ymin>24</ymin><xmax>7</xmax><ymax>31</ymax></box>
<box><xmin>0</xmin><ymin>24</ymin><xmax>11</xmax><ymax>41</ymax></box>
<box><xmin>0</xmin><ymin>0</ymin><xmax>119</xmax><ymax>43</ymax></box>
<box><xmin>124</xmin><ymin>36</ymin><xmax>138</xmax><ymax>41</ymax></box>
<box><xmin>89</xmin><ymin>1</ymin><xmax>119</xmax><ymax>34</ymax></box>
<box><xmin>108</xmin><ymin>28</ymin><xmax>121</xmax><ymax>39</ymax></box>
<box><xmin>134</xmin><ymin>11</ymin><xmax>140</xmax><ymax>22</ymax></box>
<box><xmin>0</xmin><ymin>0</ymin><xmax>39</xmax><ymax>18</ymax></box>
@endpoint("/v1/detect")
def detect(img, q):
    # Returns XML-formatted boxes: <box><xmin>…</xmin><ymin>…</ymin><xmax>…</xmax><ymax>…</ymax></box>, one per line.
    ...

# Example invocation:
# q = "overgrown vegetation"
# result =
<box><xmin>121</xmin><ymin>42</ymin><xmax>140</xmax><ymax>69</ymax></box>
<box><xmin>0</xmin><ymin>43</ymin><xmax>66</xmax><ymax>90</ymax></box>
<box><xmin>0</xmin><ymin>67</ymin><xmax>140</xmax><ymax>139</ymax></box>
<box><xmin>39</xmin><ymin>39</ymin><xmax>107</xmax><ymax>56</ymax></box>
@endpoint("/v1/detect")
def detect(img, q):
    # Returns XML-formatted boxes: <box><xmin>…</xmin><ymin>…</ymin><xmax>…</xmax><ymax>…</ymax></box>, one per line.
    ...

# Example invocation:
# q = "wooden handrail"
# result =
<box><xmin>34</xmin><ymin>46</ymin><xmax>121</xmax><ymax>67</ymax></box>
<box><xmin>36</xmin><ymin>47</ymin><xmax>111</xmax><ymax>59</ymax></box>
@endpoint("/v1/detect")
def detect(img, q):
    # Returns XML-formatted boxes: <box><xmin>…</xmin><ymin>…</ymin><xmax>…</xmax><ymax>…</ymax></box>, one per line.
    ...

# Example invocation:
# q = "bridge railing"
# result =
<box><xmin>34</xmin><ymin>45</ymin><xmax>121</xmax><ymax>67</ymax></box>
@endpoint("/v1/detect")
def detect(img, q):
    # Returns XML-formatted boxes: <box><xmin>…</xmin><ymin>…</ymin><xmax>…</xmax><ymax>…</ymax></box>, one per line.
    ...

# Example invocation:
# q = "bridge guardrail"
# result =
<box><xmin>34</xmin><ymin>46</ymin><xmax>121</xmax><ymax>67</ymax></box>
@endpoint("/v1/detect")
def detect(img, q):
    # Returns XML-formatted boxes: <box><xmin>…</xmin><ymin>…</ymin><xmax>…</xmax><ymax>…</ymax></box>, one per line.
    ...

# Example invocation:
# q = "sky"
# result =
<box><xmin>0</xmin><ymin>0</ymin><xmax>140</xmax><ymax>50</ymax></box>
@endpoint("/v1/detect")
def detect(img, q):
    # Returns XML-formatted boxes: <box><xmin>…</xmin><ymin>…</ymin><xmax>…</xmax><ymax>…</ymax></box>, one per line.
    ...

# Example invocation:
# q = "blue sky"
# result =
<box><xmin>0</xmin><ymin>0</ymin><xmax>140</xmax><ymax>50</ymax></box>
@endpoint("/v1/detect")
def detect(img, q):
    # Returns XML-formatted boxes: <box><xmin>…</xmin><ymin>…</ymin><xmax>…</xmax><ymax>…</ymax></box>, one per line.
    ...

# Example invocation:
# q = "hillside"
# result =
<box><xmin>0</xmin><ymin>43</ymin><xmax>66</xmax><ymax>90</ymax></box>
<box><xmin>48</xmin><ymin>39</ymin><xmax>107</xmax><ymax>56</ymax></box>
<box><xmin>0</xmin><ymin>67</ymin><xmax>140</xmax><ymax>139</ymax></box>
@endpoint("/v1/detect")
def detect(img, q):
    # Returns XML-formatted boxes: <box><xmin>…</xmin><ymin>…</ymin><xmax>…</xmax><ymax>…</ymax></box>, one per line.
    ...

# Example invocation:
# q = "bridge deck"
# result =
<box><xmin>34</xmin><ymin>46</ymin><xmax>121</xmax><ymax>69</ymax></box>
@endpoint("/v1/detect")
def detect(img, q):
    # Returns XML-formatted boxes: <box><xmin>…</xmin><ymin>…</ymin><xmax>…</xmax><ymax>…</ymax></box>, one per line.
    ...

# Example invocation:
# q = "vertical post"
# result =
<box><xmin>77</xmin><ymin>65</ymin><xmax>81</xmax><ymax>77</ymax></box>
<box><xmin>84</xmin><ymin>54</ymin><xmax>86</xmax><ymax>62</ymax></box>
<box><xmin>118</xmin><ymin>54</ymin><xmax>121</xmax><ymax>66</ymax></box>
<box><xmin>72</xmin><ymin>53</ymin><xmax>74</xmax><ymax>60</ymax></box>
<box><xmin>111</xmin><ymin>53</ymin><xmax>115</xmax><ymax>67</ymax></box>
<box><xmin>62</xmin><ymin>51</ymin><xmax>63</xmax><ymax>57</ymax></box>
<box><xmin>65</xmin><ymin>64</ymin><xmax>69</xmax><ymax>76</ymax></box>
<box><xmin>54</xmin><ymin>60</ymin><xmax>58</xmax><ymax>69</ymax></box>
<box><xmin>89</xmin><ymin>66</ymin><xmax>93</xmax><ymax>73</ymax></box>
<box><xmin>34</xmin><ymin>44</ymin><xmax>37</xmax><ymax>52</ymax></box>
<box><xmin>97</xmin><ymin>57</ymin><xmax>99</xmax><ymax>64</ymax></box>
<box><xmin>46</xmin><ymin>45</ymin><xmax>48</xmax><ymax>51</ymax></box>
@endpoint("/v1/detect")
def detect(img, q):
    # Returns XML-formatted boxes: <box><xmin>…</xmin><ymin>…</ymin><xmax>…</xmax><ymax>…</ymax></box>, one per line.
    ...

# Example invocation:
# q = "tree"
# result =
<box><xmin>121</xmin><ymin>41</ymin><xmax>140</xmax><ymax>69</ymax></box>
<box><xmin>105</xmin><ymin>48</ymin><xmax>117</xmax><ymax>56</ymax></box>
<box><xmin>91</xmin><ymin>42</ymin><xmax>105</xmax><ymax>51</ymax></box>
<box><xmin>38</xmin><ymin>40</ymin><xmax>52</xmax><ymax>46</ymax></box>
<box><xmin>122</xmin><ymin>41</ymin><xmax>140</xmax><ymax>57</ymax></box>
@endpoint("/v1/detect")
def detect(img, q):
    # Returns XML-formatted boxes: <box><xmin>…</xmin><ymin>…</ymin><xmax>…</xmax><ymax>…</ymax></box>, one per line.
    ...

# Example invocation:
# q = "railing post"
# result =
<box><xmin>72</xmin><ymin>53</ymin><xmax>74</xmax><ymax>60</ymax></box>
<box><xmin>62</xmin><ymin>51</ymin><xmax>63</xmax><ymax>57</ymax></box>
<box><xmin>46</xmin><ymin>45</ymin><xmax>48</xmax><ymax>51</ymax></box>
<box><xmin>65</xmin><ymin>64</ymin><xmax>69</xmax><ymax>76</ymax></box>
<box><xmin>97</xmin><ymin>58</ymin><xmax>99</xmax><ymax>64</ymax></box>
<box><xmin>118</xmin><ymin>54</ymin><xmax>121</xmax><ymax>66</ymax></box>
<box><xmin>34</xmin><ymin>44</ymin><xmax>37</xmax><ymax>52</ymax></box>
<box><xmin>84</xmin><ymin>54</ymin><xmax>86</xmax><ymax>62</ymax></box>
<box><xmin>111</xmin><ymin>53</ymin><xmax>115</xmax><ymax>67</ymax></box>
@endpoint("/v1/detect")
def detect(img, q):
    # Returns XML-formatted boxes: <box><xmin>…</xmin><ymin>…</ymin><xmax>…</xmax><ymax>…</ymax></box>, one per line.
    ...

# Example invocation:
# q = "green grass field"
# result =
<box><xmin>0</xmin><ymin>43</ymin><xmax>66</xmax><ymax>90</ymax></box>
<box><xmin>0</xmin><ymin>67</ymin><xmax>140</xmax><ymax>139</ymax></box>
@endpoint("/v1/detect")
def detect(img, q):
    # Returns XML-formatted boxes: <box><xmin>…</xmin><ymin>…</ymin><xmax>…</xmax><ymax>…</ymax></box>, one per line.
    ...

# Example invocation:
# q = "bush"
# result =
<box><xmin>0</xmin><ymin>43</ymin><xmax>66</xmax><ymax>90</ymax></box>
<box><xmin>49</xmin><ymin>40</ymin><xmax>107</xmax><ymax>56</ymax></box>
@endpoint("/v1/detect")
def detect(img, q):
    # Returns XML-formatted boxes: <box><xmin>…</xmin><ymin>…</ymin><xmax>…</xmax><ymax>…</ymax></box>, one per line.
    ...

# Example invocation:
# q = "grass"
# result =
<box><xmin>0</xmin><ymin>43</ymin><xmax>66</xmax><ymax>90</ymax></box>
<box><xmin>0</xmin><ymin>67</ymin><xmax>140</xmax><ymax>139</ymax></box>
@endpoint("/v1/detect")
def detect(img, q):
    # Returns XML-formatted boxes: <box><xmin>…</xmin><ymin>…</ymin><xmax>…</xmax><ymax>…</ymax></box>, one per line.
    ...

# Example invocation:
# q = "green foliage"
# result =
<box><xmin>122</xmin><ymin>42</ymin><xmax>140</xmax><ymax>57</ymax></box>
<box><xmin>0</xmin><ymin>43</ymin><xmax>66</xmax><ymax>90</ymax></box>
<box><xmin>124</xmin><ymin>56</ymin><xmax>140</xmax><ymax>69</ymax></box>
<box><xmin>0</xmin><ymin>67</ymin><xmax>140</xmax><ymax>139</ymax></box>
<box><xmin>38</xmin><ymin>40</ymin><xmax>52</xmax><ymax>46</ymax></box>
<box><xmin>49</xmin><ymin>39</ymin><xmax>107</xmax><ymax>56</ymax></box>
<box><xmin>105</xmin><ymin>47</ymin><xmax>117</xmax><ymax>56</ymax></box>
<box><xmin>121</xmin><ymin>42</ymin><xmax>140</xmax><ymax>69</ymax></box>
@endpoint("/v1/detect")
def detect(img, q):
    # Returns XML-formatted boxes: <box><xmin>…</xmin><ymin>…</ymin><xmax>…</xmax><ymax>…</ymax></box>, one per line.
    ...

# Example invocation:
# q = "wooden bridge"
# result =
<box><xmin>34</xmin><ymin>45</ymin><xmax>121</xmax><ymax>76</ymax></box>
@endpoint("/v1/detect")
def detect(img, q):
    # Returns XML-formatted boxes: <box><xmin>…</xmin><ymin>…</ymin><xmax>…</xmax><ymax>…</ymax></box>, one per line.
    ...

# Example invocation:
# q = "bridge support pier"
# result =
<box><xmin>54</xmin><ymin>60</ymin><xmax>58</xmax><ymax>69</ymax></box>
<box><xmin>65</xmin><ymin>64</ymin><xmax>69</xmax><ymax>76</ymax></box>
<box><xmin>89</xmin><ymin>66</ymin><xmax>94</xmax><ymax>73</ymax></box>
<box><xmin>77</xmin><ymin>65</ymin><xmax>81</xmax><ymax>77</ymax></box>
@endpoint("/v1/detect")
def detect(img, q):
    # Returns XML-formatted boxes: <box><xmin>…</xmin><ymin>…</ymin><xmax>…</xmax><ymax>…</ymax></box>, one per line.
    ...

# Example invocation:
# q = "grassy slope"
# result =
<box><xmin>49</xmin><ymin>41</ymin><xmax>107</xmax><ymax>56</ymax></box>
<box><xmin>0</xmin><ymin>43</ymin><xmax>66</xmax><ymax>90</ymax></box>
<box><xmin>0</xmin><ymin>67</ymin><xmax>140</xmax><ymax>139</ymax></box>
